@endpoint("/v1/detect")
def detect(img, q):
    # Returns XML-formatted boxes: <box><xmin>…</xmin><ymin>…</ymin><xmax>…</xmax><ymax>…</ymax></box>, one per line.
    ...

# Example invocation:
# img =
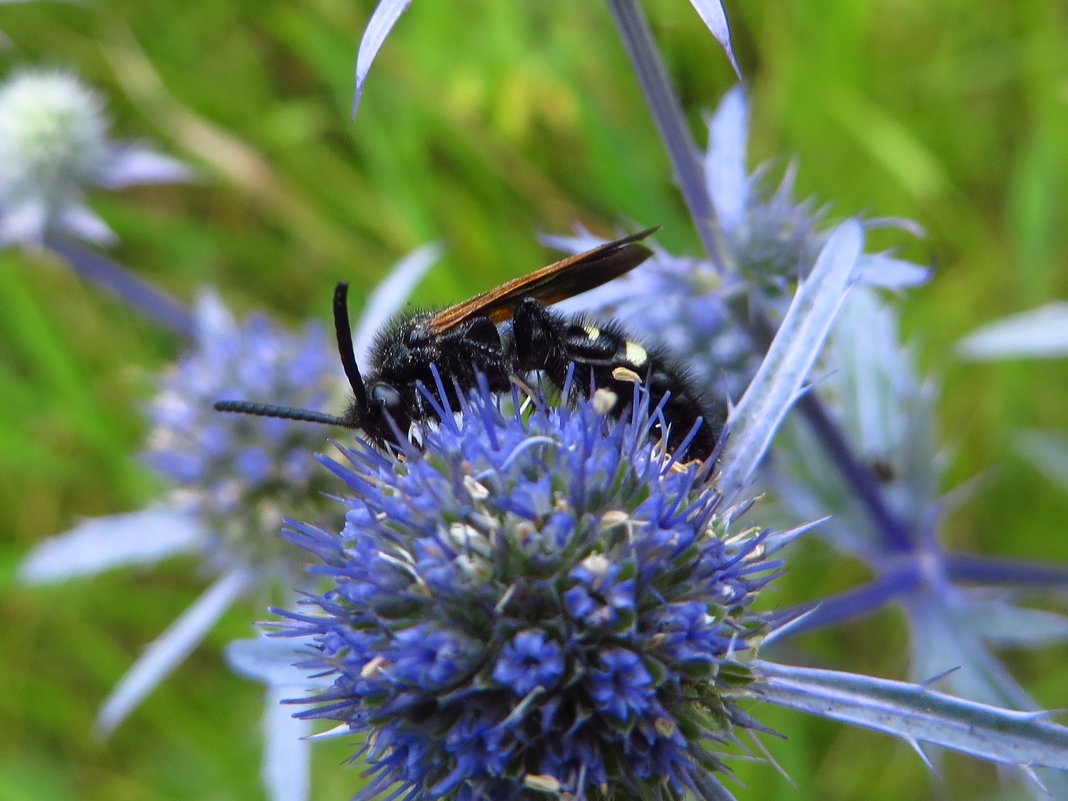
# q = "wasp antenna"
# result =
<box><xmin>333</xmin><ymin>282</ymin><xmax>369</xmax><ymax>410</ymax></box>
<box><xmin>213</xmin><ymin>400</ymin><xmax>350</xmax><ymax>427</ymax></box>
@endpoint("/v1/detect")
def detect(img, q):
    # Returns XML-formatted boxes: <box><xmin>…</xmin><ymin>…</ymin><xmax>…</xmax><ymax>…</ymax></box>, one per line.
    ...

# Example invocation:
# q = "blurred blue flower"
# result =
<box><xmin>761</xmin><ymin>285</ymin><xmax>1068</xmax><ymax>796</ymax></box>
<box><xmin>19</xmin><ymin>246</ymin><xmax>436</xmax><ymax>801</ymax></box>
<box><xmin>142</xmin><ymin>290</ymin><xmax>344</xmax><ymax>578</ymax></box>
<box><xmin>276</xmin><ymin>379</ymin><xmax>785</xmax><ymax>801</ymax></box>
<box><xmin>766</xmin><ymin>286</ymin><xmax>1068</xmax><ymax>668</ymax></box>
<box><xmin>547</xmin><ymin>86</ymin><xmax>928</xmax><ymax>399</ymax></box>
<box><xmin>21</xmin><ymin>290</ymin><xmax>343</xmax><ymax>735</ymax></box>
<box><xmin>0</xmin><ymin>68</ymin><xmax>192</xmax><ymax>247</ymax></box>
<box><xmin>702</xmin><ymin>87</ymin><xmax>927</xmax><ymax>294</ymax></box>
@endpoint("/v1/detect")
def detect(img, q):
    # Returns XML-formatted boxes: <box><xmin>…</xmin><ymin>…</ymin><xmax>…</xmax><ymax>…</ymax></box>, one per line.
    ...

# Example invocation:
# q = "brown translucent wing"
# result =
<box><xmin>425</xmin><ymin>226</ymin><xmax>659</xmax><ymax>335</ymax></box>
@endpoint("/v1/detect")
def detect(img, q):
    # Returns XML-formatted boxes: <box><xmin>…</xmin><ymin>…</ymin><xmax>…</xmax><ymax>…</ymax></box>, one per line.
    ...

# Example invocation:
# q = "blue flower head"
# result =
<box><xmin>19</xmin><ymin>248</ymin><xmax>436</xmax><ymax>791</ymax></box>
<box><xmin>144</xmin><ymin>291</ymin><xmax>343</xmax><ymax>579</ymax></box>
<box><xmin>276</xmin><ymin>377</ymin><xmax>784</xmax><ymax>801</ymax></box>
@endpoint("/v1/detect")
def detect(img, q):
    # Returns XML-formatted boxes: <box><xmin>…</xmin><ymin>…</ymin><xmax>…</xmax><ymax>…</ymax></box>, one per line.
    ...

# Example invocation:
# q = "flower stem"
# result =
<box><xmin>46</xmin><ymin>236</ymin><xmax>195</xmax><ymax>339</ymax></box>
<box><xmin>945</xmin><ymin>553</ymin><xmax>1068</xmax><ymax>589</ymax></box>
<box><xmin>769</xmin><ymin>564</ymin><xmax>921</xmax><ymax>639</ymax></box>
<box><xmin>605</xmin><ymin>0</ymin><xmax>727</xmax><ymax>275</ymax></box>
<box><xmin>608</xmin><ymin>0</ymin><xmax>913</xmax><ymax>554</ymax></box>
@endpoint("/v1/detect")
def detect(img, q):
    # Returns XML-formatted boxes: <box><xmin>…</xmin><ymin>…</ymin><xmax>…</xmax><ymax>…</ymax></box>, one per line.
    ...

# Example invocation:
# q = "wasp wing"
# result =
<box><xmin>425</xmin><ymin>227</ymin><xmax>659</xmax><ymax>335</ymax></box>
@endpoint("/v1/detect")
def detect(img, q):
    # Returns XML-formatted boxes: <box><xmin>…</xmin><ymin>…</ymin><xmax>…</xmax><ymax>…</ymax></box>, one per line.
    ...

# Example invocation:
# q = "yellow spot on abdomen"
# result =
<box><xmin>624</xmin><ymin>341</ymin><xmax>648</xmax><ymax>367</ymax></box>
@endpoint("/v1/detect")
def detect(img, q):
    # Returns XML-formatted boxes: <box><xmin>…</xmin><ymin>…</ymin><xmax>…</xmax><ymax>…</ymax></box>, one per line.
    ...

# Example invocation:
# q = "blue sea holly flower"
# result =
<box><xmin>0</xmin><ymin>68</ymin><xmax>192</xmax><ymax>247</ymax></box>
<box><xmin>276</xmin><ymin>381</ymin><xmax>788</xmax><ymax>801</ymax></box>
<box><xmin>701</xmin><ymin>86</ymin><xmax>920</xmax><ymax>294</ymax></box>
<box><xmin>261</xmin><ymin>227</ymin><xmax>1068</xmax><ymax>795</ymax></box>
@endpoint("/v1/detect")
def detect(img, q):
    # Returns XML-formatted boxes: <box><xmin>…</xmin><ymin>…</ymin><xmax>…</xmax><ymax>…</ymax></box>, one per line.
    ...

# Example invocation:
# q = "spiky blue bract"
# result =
<box><xmin>276</xmin><ymin>381</ymin><xmax>784</xmax><ymax>801</ymax></box>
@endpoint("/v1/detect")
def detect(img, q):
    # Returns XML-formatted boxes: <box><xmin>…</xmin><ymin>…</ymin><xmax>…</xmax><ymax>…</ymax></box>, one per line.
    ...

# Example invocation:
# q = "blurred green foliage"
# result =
<box><xmin>1</xmin><ymin>1</ymin><xmax>1065</xmax><ymax>800</ymax></box>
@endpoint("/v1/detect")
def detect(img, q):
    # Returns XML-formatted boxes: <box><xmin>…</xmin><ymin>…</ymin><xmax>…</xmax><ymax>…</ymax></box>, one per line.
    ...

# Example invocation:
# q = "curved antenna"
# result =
<box><xmin>333</xmin><ymin>282</ymin><xmax>368</xmax><ymax>412</ymax></box>
<box><xmin>213</xmin><ymin>400</ymin><xmax>351</xmax><ymax>427</ymax></box>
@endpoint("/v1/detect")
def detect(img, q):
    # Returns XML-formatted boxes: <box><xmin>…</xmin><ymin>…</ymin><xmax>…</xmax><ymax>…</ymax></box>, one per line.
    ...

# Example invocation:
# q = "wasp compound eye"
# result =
<box><xmin>371</xmin><ymin>383</ymin><xmax>403</xmax><ymax>409</ymax></box>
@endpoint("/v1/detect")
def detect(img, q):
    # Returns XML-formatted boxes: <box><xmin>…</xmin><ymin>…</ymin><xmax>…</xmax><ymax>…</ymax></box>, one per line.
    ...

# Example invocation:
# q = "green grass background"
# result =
<box><xmin>1</xmin><ymin>1</ymin><xmax>1066</xmax><ymax>799</ymax></box>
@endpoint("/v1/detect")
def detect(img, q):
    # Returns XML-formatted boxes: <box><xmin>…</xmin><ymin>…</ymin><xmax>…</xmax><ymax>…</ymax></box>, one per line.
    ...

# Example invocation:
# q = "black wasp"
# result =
<box><xmin>214</xmin><ymin>228</ymin><xmax>724</xmax><ymax>460</ymax></box>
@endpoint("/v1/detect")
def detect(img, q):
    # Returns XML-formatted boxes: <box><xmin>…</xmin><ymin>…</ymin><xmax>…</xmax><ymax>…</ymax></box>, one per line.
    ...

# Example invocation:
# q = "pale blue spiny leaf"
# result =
<box><xmin>749</xmin><ymin>660</ymin><xmax>1068</xmax><ymax>771</ymax></box>
<box><xmin>718</xmin><ymin>219</ymin><xmax>863</xmax><ymax>502</ymax></box>
<box><xmin>688</xmin><ymin>0</ymin><xmax>742</xmax><ymax>78</ymax></box>
<box><xmin>95</xmin><ymin>565</ymin><xmax>257</xmax><ymax>735</ymax></box>
<box><xmin>957</xmin><ymin>302</ymin><xmax>1068</xmax><ymax>360</ymax></box>
<box><xmin>351</xmin><ymin>243</ymin><xmax>438</xmax><ymax>363</ymax></box>
<box><xmin>352</xmin><ymin>0</ymin><xmax>413</xmax><ymax>118</ymax></box>
<box><xmin>19</xmin><ymin>506</ymin><xmax>202</xmax><ymax>584</ymax></box>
